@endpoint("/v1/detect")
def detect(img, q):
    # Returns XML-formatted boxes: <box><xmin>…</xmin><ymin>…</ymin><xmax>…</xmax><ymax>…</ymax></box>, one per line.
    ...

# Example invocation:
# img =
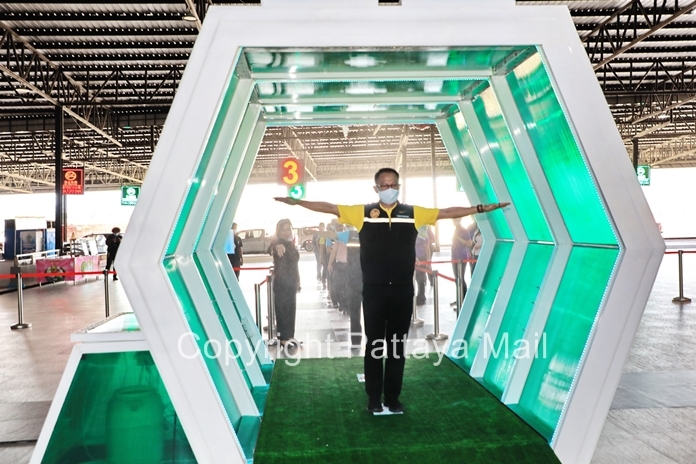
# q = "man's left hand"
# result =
<box><xmin>274</xmin><ymin>197</ymin><xmax>299</xmax><ymax>206</ymax></box>
<box><xmin>482</xmin><ymin>202</ymin><xmax>510</xmax><ymax>212</ymax></box>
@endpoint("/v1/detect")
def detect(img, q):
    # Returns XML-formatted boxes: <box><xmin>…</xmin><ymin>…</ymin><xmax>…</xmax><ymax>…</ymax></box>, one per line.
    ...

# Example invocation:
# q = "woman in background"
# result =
<box><xmin>270</xmin><ymin>218</ymin><xmax>300</xmax><ymax>348</ymax></box>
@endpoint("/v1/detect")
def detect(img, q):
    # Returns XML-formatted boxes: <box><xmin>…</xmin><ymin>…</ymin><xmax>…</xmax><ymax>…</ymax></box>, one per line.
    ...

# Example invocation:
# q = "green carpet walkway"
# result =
<box><xmin>254</xmin><ymin>355</ymin><xmax>561</xmax><ymax>464</ymax></box>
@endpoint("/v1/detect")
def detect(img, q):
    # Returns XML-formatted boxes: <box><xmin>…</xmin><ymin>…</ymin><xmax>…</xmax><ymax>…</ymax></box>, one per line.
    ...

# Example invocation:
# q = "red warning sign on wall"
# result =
<box><xmin>62</xmin><ymin>167</ymin><xmax>85</xmax><ymax>195</ymax></box>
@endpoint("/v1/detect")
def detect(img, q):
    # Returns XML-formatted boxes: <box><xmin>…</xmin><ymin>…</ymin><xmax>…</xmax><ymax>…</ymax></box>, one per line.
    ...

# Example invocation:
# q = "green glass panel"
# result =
<box><xmin>245</xmin><ymin>47</ymin><xmax>533</xmax><ymax>75</ymax></box>
<box><xmin>263</xmin><ymin>102</ymin><xmax>454</xmax><ymax>116</ymax></box>
<box><xmin>165</xmin><ymin>74</ymin><xmax>240</xmax><ymax>256</ymax></box>
<box><xmin>516</xmin><ymin>246</ymin><xmax>619</xmax><ymax>439</ymax></box>
<box><xmin>256</xmin><ymin>79</ymin><xmax>482</xmax><ymax>100</ymax></box>
<box><xmin>450</xmin><ymin>241</ymin><xmax>514</xmax><ymax>371</ymax></box>
<box><xmin>472</xmin><ymin>87</ymin><xmax>553</xmax><ymax>242</ymax></box>
<box><xmin>482</xmin><ymin>243</ymin><xmax>554</xmax><ymax>397</ymax></box>
<box><xmin>42</xmin><ymin>351</ymin><xmax>196</xmax><ymax>464</ymax></box>
<box><xmin>444</xmin><ymin>112</ymin><xmax>513</xmax><ymax>239</ymax></box>
<box><xmin>192</xmin><ymin>254</ymin><xmax>254</xmax><ymax>391</ymax></box>
<box><xmin>506</xmin><ymin>52</ymin><xmax>618</xmax><ymax>246</ymax></box>
<box><xmin>163</xmin><ymin>257</ymin><xmax>243</xmax><ymax>430</ymax></box>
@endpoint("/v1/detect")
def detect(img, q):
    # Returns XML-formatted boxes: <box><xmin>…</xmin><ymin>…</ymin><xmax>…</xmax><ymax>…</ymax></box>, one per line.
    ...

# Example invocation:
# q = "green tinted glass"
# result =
<box><xmin>166</xmin><ymin>74</ymin><xmax>241</xmax><ymax>256</ymax></box>
<box><xmin>256</xmin><ymin>79</ymin><xmax>482</xmax><ymax>100</ymax></box>
<box><xmin>245</xmin><ymin>47</ymin><xmax>533</xmax><ymax>76</ymax></box>
<box><xmin>507</xmin><ymin>53</ymin><xmax>617</xmax><ymax>246</ymax></box>
<box><xmin>472</xmin><ymin>87</ymin><xmax>553</xmax><ymax>242</ymax></box>
<box><xmin>516</xmin><ymin>246</ymin><xmax>619</xmax><ymax>438</ymax></box>
<box><xmin>444</xmin><ymin>111</ymin><xmax>513</xmax><ymax>240</ymax></box>
<box><xmin>192</xmin><ymin>255</ymin><xmax>253</xmax><ymax>391</ymax></box>
<box><xmin>163</xmin><ymin>257</ymin><xmax>243</xmax><ymax>429</ymax></box>
<box><xmin>482</xmin><ymin>243</ymin><xmax>555</xmax><ymax>397</ymax></box>
<box><xmin>41</xmin><ymin>351</ymin><xmax>196</xmax><ymax>464</ymax></box>
<box><xmin>451</xmin><ymin>241</ymin><xmax>514</xmax><ymax>371</ymax></box>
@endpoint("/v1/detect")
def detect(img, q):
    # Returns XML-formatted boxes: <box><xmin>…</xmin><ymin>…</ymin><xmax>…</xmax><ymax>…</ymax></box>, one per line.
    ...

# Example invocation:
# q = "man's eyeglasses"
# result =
<box><xmin>376</xmin><ymin>183</ymin><xmax>400</xmax><ymax>191</ymax></box>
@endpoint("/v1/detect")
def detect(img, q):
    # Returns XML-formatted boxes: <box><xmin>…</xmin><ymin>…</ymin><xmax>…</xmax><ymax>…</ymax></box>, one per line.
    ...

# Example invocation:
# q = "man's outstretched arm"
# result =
<box><xmin>274</xmin><ymin>197</ymin><xmax>340</xmax><ymax>216</ymax></box>
<box><xmin>436</xmin><ymin>202</ymin><xmax>510</xmax><ymax>220</ymax></box>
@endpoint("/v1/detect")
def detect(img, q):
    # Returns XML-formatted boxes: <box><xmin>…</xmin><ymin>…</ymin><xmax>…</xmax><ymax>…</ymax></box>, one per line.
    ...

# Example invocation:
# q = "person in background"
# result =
<box><xmin>227</xmin><ymin>222</ymin><xmax>243</xmax><ymax>279</ymax></box>
<box><xmin>269</xmin><ymin>219</ymin><xmax>301</xmax><ymax>348</ymax></box>
<box><xmin>312</xmin><ymin>222</ymin><xmax>327</xmax><ymax>287</ymax></box>
<box><xmin>468</xmin><ymin>221</ymin><xmax>482</xmax><ymax>275</ymax></box>
<box><xmin>451</xmin><ymin>218</ymin><xmax>472</xmax><ymax>308</ymax></box>
<box><xmin>415</xmin><ymin>225</ymin><xmax>432</xmax><ymax>306</ymax></box>
<box><xmin>328</xmin><ymin>223</ymin><xmax>348</xmax><ymax>313</ymax></box>
<box><xmin>105</xmin><ymin>227</ymin><xmax>122</xmax><ymax>281</ymax></box>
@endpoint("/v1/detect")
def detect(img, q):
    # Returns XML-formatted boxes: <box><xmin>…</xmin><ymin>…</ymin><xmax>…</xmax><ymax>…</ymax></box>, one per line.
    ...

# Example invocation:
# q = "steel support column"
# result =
<box><xmin>55</xmin><ymin>105</ymin><xmax>64</xmax><ymax>253</ymax></box>
<box><xmin>633</xmin><ymin>138</ymin><xmax>639</xmax><ymax>170</ymax></box>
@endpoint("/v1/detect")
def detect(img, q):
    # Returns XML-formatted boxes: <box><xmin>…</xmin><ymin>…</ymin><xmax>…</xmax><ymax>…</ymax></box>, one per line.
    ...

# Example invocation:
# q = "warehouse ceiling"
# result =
<box><xmin>0</xmin><ymin>0</ymin><xmax>695</xmax><ymax>193</ymax></box>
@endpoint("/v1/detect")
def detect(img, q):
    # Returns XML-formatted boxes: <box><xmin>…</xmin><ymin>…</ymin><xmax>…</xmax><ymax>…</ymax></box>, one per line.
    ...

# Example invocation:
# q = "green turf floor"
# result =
<box><xmin>254</xmin><ymin>355</ymin><xmax>561</xmax><ymax>464</ymax></box>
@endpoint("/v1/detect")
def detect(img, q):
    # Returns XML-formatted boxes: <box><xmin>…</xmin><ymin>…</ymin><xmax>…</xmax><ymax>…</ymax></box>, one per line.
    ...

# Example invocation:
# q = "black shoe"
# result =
<box><xmin>113</xmin><ymin>276</ymin><xmax>118</xmax><ymax>281</ymax></box>
<box><xmin>366</xmin><ymin>398</ymin><xmax>383</xmax><ymax>413</ymax></box>
<box><xmin>416</xmin><ymin>298</ymin><xmax>426</xmax><ymax>306</ymax></box>
<box><xmin>384</xmin><ymin>398</ymin><xmax>404</xmax><ymax>413</ymax></box>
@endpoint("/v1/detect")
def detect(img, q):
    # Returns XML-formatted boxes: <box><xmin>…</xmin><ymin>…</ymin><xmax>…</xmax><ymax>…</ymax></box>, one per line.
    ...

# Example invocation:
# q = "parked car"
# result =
<box><xmin>295</xmin><ymin>226</ymin><xmax>319</xmax><ymax>252</ymax></box>
<box><xmin>237</xmin><ymin>229</ymin><xmax>275</xmax><ymax>254</ymax></box>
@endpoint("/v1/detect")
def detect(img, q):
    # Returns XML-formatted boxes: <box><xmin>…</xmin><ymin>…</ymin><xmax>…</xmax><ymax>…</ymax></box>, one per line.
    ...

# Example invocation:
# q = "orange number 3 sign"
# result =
<box><xmin>283</xmin><ymin>159</ymin><xmax>299</xmax><ymax>185</ymax></box>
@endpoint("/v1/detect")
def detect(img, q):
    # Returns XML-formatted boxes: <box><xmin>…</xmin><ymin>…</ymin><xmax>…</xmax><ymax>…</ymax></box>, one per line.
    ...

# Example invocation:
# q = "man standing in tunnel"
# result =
<box><xmin>275</xmin><ymin>168</ymin><xmax>508</xmax><ymax>414</ymax></box>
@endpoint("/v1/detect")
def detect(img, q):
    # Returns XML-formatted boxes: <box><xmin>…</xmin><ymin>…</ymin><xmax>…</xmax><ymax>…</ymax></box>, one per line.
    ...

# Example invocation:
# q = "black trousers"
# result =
<box><xmin>106</xmin><ymin>253</ymin><xmax>117</xmax><ymax>278</ymax></box>
<box><xmin>346</xmin><ymin>271</ymin><xmax>363</xmax><ymax>345</ymax></box>
<box><xmin>363</xmin><ymin>283</ymin><xmax>414</xmax><ymax>402</ymax></box>
<box><xmin>415</xmin><ymin>268</ymin><xmax>428</xmax><ymax>303</ymax></box>
<box><xmin>227</xmin><ymin>255</ymin><xmax>241</xmax><ymax>279</ymax></box>
<box><xmin>273</xmin><ymin>280</ymin><xmax>297</xmax><ymax>341</ymax></box>
<box><xmin>333</xmin><ymin>262</ymin><xmax>349</xmax><ymax>310</ymax></box>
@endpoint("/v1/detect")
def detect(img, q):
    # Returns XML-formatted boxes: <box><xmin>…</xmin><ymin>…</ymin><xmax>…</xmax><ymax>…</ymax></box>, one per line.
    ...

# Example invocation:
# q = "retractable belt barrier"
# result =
<box><xmin>4</xmin><ymin>264</ymin><xmax>275</xmax><ymax>331</ymax></box>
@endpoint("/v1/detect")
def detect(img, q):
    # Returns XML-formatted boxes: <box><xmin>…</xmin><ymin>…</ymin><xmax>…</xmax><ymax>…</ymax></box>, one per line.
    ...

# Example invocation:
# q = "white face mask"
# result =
<box><xmin>378</xmin><ymin>188</ymin><xmax>399</xmax><ymax>204</ymax></box>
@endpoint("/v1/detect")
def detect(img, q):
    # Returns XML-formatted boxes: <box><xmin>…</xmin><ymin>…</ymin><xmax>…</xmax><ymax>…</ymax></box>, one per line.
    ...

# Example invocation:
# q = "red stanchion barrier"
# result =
<box><xmin>232</xmin><ymin>266</ymin><xmax>273</xmax><ymax>271</ymax></box>
<box><xmin>0</xmin><ymin>270</ymin><xmax>114</xmax><ymax>279</ymax></box>
<box><xmin>415</xmin><ymin>265</ymin><xmax>456</xmax><ymax>283</ymax></box>
<box><xmin>419</xmin><ymin>259</ymin><xmax>477</xmax><ymax>265</ymax></box>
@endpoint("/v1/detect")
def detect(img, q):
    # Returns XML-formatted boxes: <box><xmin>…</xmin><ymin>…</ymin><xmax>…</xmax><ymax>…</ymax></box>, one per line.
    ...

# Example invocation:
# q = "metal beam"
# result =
<box><xmin>0</xmin><ymin>23</ymin><xmax>122</xmax><ymax>146</ymax></box>
<box><xmin>279</xmin><ymin>127</ymin><xmax>318</xmax><ymax>181</ymax></box>
<box><xmin>593</xmin><ymin>1</ymin><xmax>696</xmax><ymax>70</ymax></box>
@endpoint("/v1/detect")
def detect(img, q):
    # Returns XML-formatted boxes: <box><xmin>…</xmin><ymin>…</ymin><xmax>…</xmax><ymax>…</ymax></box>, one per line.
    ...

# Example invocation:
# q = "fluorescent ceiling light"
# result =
<box><xmin>345</xmin><ymin>82</ymin><xmax>387</xmax><ymax>95</ymax></box>
<box><xmin>182</xmin><ymin>14</ymin><xmax>197</xmax><ymax>22</ymax></box>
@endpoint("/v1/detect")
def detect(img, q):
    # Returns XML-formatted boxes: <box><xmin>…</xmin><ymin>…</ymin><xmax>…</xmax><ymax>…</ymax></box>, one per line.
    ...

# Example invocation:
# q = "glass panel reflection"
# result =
<box><xmin>42</xmin><ymin>351</ymin><xmax>197</xmax><ymax>464</ymax></box>
<box><xmin>482</xmin><ymin>243</ymin><xmax>554</xmax><ymax>397</ymax></box>
<box><xmin>515</xmin><ymin>246</ymin><xmax>620</xmax><ymax>438</ymax></box>
<box><xmin>471</xmin><ymin>86</ymin><xmax>553</xmax><ymax>243</ymax></box>
<box><xmin>507</xmin><ymin>53</ymin><xmax>618</xmax><ymax>246</ymax></box>
<box><xmin>245</xmin><ymin>47</ymin><xmax>534</xmax><ymax>75</ymax></box>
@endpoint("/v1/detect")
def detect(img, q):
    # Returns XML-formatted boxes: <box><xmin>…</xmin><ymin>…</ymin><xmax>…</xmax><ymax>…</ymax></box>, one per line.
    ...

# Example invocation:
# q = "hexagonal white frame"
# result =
<box><xmin>116</xmin><ymin>1</ymin><xmax>665</xmax><ymax>463</ymax></box>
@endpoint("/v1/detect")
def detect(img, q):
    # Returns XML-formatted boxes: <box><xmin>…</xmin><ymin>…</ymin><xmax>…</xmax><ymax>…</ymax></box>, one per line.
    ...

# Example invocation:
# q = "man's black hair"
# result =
<box><xmin>374</xmin><ymin>168</ymin><xmax>400</xmax><ymax>184</ymax></box>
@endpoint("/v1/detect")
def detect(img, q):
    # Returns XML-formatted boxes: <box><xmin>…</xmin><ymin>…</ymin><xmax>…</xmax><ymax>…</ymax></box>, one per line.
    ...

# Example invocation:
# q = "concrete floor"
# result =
<box><xmin>0</xmin><ymin>248</ymin><xmax>694</xmax><ymax>463</ymax></box>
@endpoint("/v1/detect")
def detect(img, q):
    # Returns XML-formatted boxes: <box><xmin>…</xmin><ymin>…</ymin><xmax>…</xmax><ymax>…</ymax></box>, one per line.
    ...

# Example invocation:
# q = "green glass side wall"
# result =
<box><xmin>471</xmin><ymin>87</ymin><xmax>553</xmax><ymax>243</ymax></box>
<box><xmin>516</xmin><ymin>246</ymin><xmax>620</xmax><ymax>438</ymax></box>
<box><xmin>165</xmin><ymin>73</ymin><xmax>241</xmax><ymax>256</ymax></box>
<box><xmin>257</xmin><ymin>79</ymin><xmax>482</xmax><ymax>100</ymax></box>
<box><xmin>192</xmin><ymin>254</ymin><xmax>253</xmax><ymax>390</ymax></box>
<box><xmin>451</xmin><ymin>241</ymin><xmax>514</xmax><ymax>371</ymax></box>
<box><xmin>444</xmin><ymin>111</ymin><xmax>512</xmax><ymax>240</ymax></box>
<box><xmin>506</xmin><ymin>53</ymin><xmax>617</xmax><ymax>246</ymax></box>
<box><xmin>41</xmin><ymin>351</ymin><xmax>196</xmax><ymax>464</ymax></box>
<box><xmin>245</xmin><ymin>47</ymin><xmax>534</xmax><ymax>76</ymax></box>
<box><xmin>481</xmin><ymin>243</ymin><xmax>554</xmax><ymax>397</ymax></box>
<box><xmin>163</xmin><ymin>257</ymin><xmax>242</xmax><ymax>429</ymax></box>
